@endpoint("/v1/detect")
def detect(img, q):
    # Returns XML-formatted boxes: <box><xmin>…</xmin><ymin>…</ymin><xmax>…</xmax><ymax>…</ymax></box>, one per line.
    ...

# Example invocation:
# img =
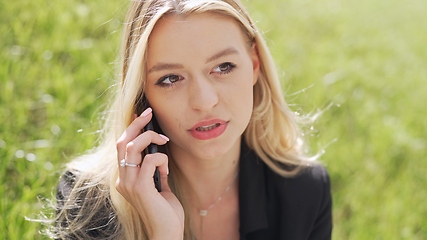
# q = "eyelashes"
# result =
<box><xmin>156</xmin><ymin>74</ymin><xmax>183</xmax><ymax>86</ymax></box>
<box><xmin>155</xmin><ymin>62</ymin><xmax>237</xmax><ymax>88</ymax></box>
<box><xmin>212</xmin><ymin>62</ymin><xmax>236</xmax><ymax>75</ymax></box>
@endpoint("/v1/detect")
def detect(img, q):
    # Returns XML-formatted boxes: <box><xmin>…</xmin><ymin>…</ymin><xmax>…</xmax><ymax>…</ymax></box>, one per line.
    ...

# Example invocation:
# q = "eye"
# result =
<box><xmin>212</xmin><ymin>62</ymin><xmax>236</xmax><ymax>75</ymax></box>
<box><xmin>156</xmin><ymin>74</ymin><xmax>183</xmax><ymax>87</ymax></box>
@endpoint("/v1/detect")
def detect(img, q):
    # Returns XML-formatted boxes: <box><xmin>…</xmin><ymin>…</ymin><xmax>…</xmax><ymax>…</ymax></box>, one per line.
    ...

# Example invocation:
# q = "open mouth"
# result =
<box><xmin>189</xmin><ymin>119</ymin><xmax>227</xmax><ymax>140</ymax></box>
<box><xmin>195</xmin><ymin>123</ymin><xmax>221</xmax><ymax>131</ymax></box>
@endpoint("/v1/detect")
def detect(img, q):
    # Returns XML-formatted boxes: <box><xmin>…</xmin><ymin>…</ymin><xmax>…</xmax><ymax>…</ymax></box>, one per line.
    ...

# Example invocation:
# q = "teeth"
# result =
<box><xmin>196</xmin><ymin>123</ymin><xmax>220</xmax><ymax>131</ymax></box>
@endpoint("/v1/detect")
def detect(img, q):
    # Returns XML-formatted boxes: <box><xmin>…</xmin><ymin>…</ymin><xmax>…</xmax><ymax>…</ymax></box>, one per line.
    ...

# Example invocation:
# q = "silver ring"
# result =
<box><xmin>120</xmin><ymin>159</ymin><xmax>141</xmax><ymax>168</ymax></box>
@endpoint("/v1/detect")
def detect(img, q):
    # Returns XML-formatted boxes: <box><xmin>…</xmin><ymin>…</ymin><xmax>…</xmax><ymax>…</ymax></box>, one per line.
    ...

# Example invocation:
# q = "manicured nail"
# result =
<box><xmin>140</xmin><ymin>107</ymin><xmax>152</xmax><ymax>117</ymax></box>
<box><xmin>159</xmin><ymin>134</ymin><xmax>169</xmax><ymax>141</ymax></box>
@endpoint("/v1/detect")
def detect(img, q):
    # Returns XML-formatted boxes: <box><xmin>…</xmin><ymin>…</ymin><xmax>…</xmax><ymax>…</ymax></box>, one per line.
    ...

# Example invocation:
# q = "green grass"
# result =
<box><xmin>1</xmin><ymin>0</ymin><xmax>426</xmax><ymax>239</ymax></box>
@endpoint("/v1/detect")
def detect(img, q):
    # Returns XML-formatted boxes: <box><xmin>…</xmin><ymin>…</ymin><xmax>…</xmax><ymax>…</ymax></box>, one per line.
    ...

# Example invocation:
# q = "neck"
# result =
<box><xmin>169</xmin><ymin>138</ymin><xmax>241</xmax><ymax>208</ymax></box>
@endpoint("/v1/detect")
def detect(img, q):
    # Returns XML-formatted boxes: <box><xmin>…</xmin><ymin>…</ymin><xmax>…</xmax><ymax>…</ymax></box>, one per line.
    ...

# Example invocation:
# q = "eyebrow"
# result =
<box><xmin>148</xmin><ymin>47</ymin><xmax>240</xmax><ymax>74</ymax></box>
<box><xmin>147</xmin><ymin>63</ymin><xmax>184</xmax><ymax>74</ymax></box>
<box><xmin>205</xmin><ymin>47</ymin><xmax>240</xmax><ymax>64</ymax></box>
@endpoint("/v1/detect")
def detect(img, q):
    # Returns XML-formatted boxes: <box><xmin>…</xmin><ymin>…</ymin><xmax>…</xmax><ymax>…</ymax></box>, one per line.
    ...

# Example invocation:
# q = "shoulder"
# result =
<box><xmin>239</xmin><ymin>144</ymin><xmax>331</xmax><ymax>211</ymax></box>
<box><xmin>272</xmin><ymin>164</ymin><xmax>330</xmax><ymax>192</ymax></box>
<box><xmin>265</xmin><ymin>164</ymin><xmax>332</xmax><ymax>239</ymax></box>
<box><xmin>56</xmin><ymin>170</ymin><xmax>78</xmax><ymax>203</ymax></box>
<box><xmin>56</xmin><ymin>168</ymin><xmax>110</xmax><ymax>210</ymax></box>
<box><xmin>55</xmin><ymin>170</ymin><xmax>120</xmax><ymax>239</ymax></box>
<box><xmin>266</xmin><ymin>163</ymin><xmax>331</xmax><ymax>207</ymax></box>
<box><xmin>240</xmin><ymin>143</ymin><xmax>330</xmax><ymax>197</ymax></box>
<box><xmin>239</xmin><ymin>143</ymin><xmax>332</xmax><ymax>239</ymax></box>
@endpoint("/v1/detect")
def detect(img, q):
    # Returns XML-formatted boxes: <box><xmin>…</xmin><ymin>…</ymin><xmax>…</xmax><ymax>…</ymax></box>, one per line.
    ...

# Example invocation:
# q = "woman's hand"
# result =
<box><xmin>115</xmin><ymin>108</ymin><xmax>184</xmax><ymax>239</ymax></box>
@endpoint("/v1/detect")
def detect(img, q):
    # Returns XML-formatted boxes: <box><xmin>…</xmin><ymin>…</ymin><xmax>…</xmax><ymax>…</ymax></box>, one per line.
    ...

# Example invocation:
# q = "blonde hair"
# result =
<box><xmin>52</xmin><ymin>0</ymin><xmax>316</xmax><ymax>239</ymax></box>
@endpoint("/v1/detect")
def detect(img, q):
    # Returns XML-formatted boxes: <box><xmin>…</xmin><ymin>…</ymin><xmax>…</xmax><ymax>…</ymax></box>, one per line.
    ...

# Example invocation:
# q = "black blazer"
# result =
<box><xmin>238</xmin><ymin>143</ymin><xmax>332</xmax><ymax>240</ymax></box>
<box><xmin>57</xmin><ymin>143</ymin><xmax>332</xmax><ymax>239</ymax></box>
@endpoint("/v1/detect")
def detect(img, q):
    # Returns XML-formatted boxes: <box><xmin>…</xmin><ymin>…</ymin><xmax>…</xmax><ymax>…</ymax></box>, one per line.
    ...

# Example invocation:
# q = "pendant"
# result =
<box><xmin>199</xmin><ymin>210</ymin><xmax>208</xmax><ymax>216</ymax></box>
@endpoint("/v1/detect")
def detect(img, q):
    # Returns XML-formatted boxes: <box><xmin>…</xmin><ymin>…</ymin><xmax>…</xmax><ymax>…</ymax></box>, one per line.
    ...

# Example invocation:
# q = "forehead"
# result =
<box><xmin>152</xmin><ymin>12</ymin><xmax>243</xmax><ymax>37</ymax></box>
<box><xmin>146</xmin><ymin>12</ymin><xmax>248</xmax><ymax>61</ymax></box>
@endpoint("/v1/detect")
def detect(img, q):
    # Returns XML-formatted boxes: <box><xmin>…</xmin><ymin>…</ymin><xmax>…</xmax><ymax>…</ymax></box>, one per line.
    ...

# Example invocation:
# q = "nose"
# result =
<box><xmin>188</xmin><ymin>75</ymin><xmax>219</xmax><ymax>111</ymax></box>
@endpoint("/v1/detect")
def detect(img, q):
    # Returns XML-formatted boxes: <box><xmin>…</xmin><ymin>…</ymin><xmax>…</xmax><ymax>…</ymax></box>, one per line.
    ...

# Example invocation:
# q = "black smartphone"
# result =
<box><xmin>136</xmin><ymin>97</ymin><xmax>162</xmax><ymax>192</ymax></box>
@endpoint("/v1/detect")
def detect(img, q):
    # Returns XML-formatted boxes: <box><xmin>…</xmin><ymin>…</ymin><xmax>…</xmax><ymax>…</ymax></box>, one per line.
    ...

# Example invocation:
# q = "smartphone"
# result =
<box><xmin>136</xmin><ymin>97</ymin><xmax>162</xmax><ymax>192</ymax></box>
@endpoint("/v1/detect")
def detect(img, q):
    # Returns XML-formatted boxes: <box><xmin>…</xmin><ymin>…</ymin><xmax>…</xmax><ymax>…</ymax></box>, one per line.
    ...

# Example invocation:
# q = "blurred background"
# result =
<box><xmin>1</xmin><ymin>0</ymin><xmax>426</xmax><ymax>239</ymax></box>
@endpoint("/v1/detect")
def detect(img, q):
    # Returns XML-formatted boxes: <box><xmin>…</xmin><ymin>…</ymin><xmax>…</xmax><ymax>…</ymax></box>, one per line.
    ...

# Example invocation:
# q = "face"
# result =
<box><xmin>144</xmin><ymin>13</ymin><xmax>260</xmax><ymax>161</ymax></box>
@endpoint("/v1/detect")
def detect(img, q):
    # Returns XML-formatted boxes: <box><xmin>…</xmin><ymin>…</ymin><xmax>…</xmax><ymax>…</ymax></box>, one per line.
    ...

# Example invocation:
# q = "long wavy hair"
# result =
<box><xmin>50</xmin><ymin>0</ymin><xmax>316</xmax><ymax>239</ymax></box>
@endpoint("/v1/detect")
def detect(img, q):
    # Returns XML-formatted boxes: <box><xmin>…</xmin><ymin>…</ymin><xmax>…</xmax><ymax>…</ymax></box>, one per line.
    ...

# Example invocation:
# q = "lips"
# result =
<box><xmin>189</xmin><ymin>119</ymin><xmax>228</xmax><ymax>140</ymax></box>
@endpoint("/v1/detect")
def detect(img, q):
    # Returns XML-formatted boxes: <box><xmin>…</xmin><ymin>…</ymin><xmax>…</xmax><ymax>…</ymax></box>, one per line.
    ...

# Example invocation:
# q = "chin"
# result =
<box><xmin>193</xmin><ymin>137</ymin><xmax>241</xmax><ymax>160</ymax></box>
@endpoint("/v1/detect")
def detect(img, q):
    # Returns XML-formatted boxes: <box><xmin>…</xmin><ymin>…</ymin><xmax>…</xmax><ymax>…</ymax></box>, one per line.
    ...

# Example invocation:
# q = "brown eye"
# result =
<box><xmin>156</xmin><ymin>74</ymin><xmax>183</xmax><ymax>87</ymax></box>
<box><xmin>212</xmin><ymin>62</ymin><xmax>236</xmax><ymax>75</ymax></box>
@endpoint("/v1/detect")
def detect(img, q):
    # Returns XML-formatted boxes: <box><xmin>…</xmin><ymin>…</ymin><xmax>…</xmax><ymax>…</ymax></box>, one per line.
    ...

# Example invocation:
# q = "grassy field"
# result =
<box><xmin>1</xmin><ymin>0</ymin><xmax>426</xmax><ymax>239</ymax></box>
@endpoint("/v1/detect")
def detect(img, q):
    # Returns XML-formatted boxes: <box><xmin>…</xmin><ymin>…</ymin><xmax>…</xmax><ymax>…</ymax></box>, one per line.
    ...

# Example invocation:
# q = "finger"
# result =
<box><xmin>159</xmin><ymin>167</ymin><xmax>172</xmax><ymax>192</ymax></box>
<box><xmin>116</xmin><ymin>108</ymin><xmax>153</xmax><ymax>180</ymax></box>
<box><xmin>156</xmin><ymin>154</ymin><xmax>170</xmax><ymax>192</ymax></box>
<box><xmin>120</xmin><ymin>132</ymin><xmax>169</xmax><ymax>190</ymax></box>
<box><xmin>116</xmin><ymin>108</ymin><xmax>153</xmax><ymax>160</ymax></box>
<box><xmin>124</xmin><ymin>131</ymin><xmax>169</xmax><ymax>162</ymax></box>
<box><xmin>117</xmin><ymin>146</ymin><xmax>143</xmax><ymax>188</ymax></box>
<box><xmin>116</xmin><ymin>144</ymin><xmax>142</xmax><ymax>197</ymax></box>
<box><xmin>138</xmin><ymin>153</ymin><xmax>169</xmax><ymax>191</ymax></box>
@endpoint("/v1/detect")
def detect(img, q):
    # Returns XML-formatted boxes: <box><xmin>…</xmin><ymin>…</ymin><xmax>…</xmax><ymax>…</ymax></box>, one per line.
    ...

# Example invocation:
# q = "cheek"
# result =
<box><xmin>241</xmin><ymin>86</ymin><xmax>254</xmax><ymax>115</ymax></box>
<box><xmin>153</xmin><ymin>104</ymin><xmax>173</xmax><ymax>124</ymax></box>
<box><xmin>240</xmin><ymin>72</ymin><xmax>256</xmax><ymax>116</ymax></box>
<box><xmin>240</xmin><ymin>69</ymin><xmax>256</xmax><ymax>98</ymax></box>
<box><xmin>227</xmin><ymin>71</ymin><xmax>255</xmax><ymax>117</ymax></box>
<box><xmin>151</xmin><ymin>101</ymin><xmax>182</xmax><ymax>136</ymax></box>
<box><xmin>145</xmin><ymin>86</ymin><xmax>190</xmax><ymax>139</ymax></box>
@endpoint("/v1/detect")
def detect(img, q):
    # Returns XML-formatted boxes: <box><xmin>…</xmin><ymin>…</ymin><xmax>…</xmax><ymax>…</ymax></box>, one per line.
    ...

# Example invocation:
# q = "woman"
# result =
<box><xmin>53</xmin><ymin>0</ymin><xmax>332</xmax><ymax>239</ymax></box>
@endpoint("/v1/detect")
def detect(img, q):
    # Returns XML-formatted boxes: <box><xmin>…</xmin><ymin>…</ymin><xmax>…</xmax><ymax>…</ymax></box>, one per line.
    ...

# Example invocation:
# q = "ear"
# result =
<box><xmin>250</xmin><ymin>43</ymin><xmax>260</xmax><ymax>86</ymax></box>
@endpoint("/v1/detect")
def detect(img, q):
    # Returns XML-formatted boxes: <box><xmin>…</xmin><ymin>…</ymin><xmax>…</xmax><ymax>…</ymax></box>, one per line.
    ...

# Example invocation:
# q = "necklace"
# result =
<box><xmin>196</xmin><ymin>172</ymin><xmax>239</xmax><ymax>217</ymax></box>
<box><xmin>194</xmin><ymin>172</ymin><xmax>239</xmax><ymax>240</ymax></box>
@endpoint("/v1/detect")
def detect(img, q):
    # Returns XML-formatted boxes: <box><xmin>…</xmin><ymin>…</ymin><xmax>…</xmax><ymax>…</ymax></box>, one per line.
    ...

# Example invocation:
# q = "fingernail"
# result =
<box><xmin>140</xmin><ymin>107</ymin><xmax>152</xmax><ymax>117</ymax></box>
<box><xmin>159</xmin><ymin>134</ymin><xmax>169</xmax><ymax>141</ymax></box>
